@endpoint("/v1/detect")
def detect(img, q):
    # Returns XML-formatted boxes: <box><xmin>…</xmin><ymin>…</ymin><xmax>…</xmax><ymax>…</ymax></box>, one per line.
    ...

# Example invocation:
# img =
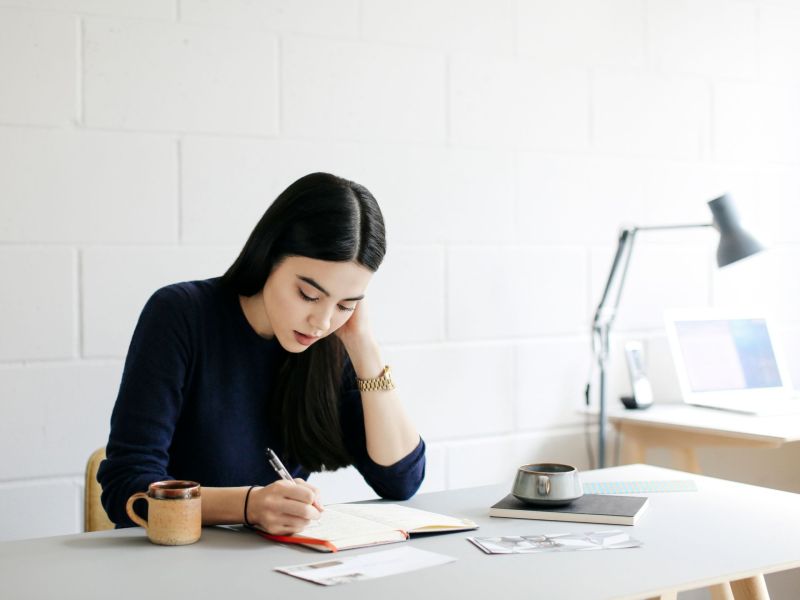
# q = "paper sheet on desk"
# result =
<box><xmin>275</xmin><ymin>546</ymin><xmax>456</xmax><ymax>586</ymax></box>
<box><xmin>468</xmin><ymin>531</ymin><xmax>642</xmax><ymax>554</ymax></box>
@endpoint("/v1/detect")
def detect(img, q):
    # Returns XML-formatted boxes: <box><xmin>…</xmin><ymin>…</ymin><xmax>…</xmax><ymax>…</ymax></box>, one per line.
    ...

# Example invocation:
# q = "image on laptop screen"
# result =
<box><xmin>674</xmin><ymin>319</ymin><xmax>783</xmax><ymax>392</ymax></box>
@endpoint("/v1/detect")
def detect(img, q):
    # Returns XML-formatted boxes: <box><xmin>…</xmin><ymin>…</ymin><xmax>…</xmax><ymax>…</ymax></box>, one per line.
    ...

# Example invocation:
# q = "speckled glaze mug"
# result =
<box><xmin>126</xmin><ymin>480</ymin><xmax>202</xmax><ymax>546</ymax></box>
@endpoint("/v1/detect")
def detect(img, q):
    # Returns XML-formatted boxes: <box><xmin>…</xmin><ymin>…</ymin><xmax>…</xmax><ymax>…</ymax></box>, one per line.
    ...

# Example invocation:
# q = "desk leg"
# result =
<box><xmin>676</xmin><ymin>447</ymin><xmax>702</xmax><ymax>474</ymax></box>
<box><xmin>619</xmin><ymin>430</ymin><xmax>647</xmax><ymax>465</ymax></box>
<box><xmin>710</xmin><ymin>582</ymin><xmax>735</xmax><ymax>600</ymax></box>
<box><xmin>729</xmin><ymin>575</ymin><xmax>770</xmax><ymax>600</ymax></box>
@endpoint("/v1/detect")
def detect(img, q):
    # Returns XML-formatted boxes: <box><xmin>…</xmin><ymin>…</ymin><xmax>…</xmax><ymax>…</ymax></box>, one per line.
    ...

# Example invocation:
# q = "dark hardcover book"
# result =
<box><xmin>489</xmin><ymin>494</ymin><xmax>649</xmax><ymax>526</ymax></box>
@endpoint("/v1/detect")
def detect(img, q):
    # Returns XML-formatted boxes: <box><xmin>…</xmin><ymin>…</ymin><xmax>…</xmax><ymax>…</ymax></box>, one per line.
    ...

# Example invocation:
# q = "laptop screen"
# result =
<box><xmin>674</xmin><ymin>318</ymin><xmax>784</xmax><ymax>392</ymax></box>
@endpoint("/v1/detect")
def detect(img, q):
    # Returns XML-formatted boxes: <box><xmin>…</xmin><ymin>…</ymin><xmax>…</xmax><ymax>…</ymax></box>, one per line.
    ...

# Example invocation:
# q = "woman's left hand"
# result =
<box><xmin>334</xmin><ymin>300</ymin><xmax>374</xmax><ymax>350</ymax></box>
<box><xmin>334</xmin><ymin>301</ymin><xmax>384</xmax><ymax>378</ymax></box>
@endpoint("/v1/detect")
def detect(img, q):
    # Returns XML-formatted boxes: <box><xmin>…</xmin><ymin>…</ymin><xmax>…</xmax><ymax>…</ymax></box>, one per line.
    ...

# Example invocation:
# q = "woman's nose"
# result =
<box><xmin>308</xmin><ymin>307</ymin><xmax>331</xmax><ymax>334</ymax></box>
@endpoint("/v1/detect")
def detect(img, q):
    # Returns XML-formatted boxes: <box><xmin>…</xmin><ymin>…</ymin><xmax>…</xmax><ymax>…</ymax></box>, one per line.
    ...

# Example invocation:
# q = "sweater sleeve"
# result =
<box><xmin>97</xmin><ymin>286</ymin><xmax>192</xmax><ymax>526</ymax></box>
<box><xmin>338</xmin><ymin>362</ymin><xmax>426</xmax><ymax>500</ymax></box>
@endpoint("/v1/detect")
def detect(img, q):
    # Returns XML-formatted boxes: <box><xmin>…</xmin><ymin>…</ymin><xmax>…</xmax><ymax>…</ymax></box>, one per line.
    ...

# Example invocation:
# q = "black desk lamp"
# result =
<box><xmin>590</xmin><ymin>194</ymin><xmax>765</xmax><ymax>468</ymax></box>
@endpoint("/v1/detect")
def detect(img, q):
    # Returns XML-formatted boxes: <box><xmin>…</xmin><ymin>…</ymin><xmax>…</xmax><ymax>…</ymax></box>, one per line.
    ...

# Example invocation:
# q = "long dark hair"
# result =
<box><xmin>222</xmin><ymin>172</ymin><xmax>386</xmax><ymax>472</ymax></box>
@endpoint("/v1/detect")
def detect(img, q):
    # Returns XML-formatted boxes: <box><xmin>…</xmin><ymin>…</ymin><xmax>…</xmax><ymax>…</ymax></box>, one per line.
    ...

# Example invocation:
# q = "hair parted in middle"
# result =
<box><xmin>222</xmin><ymin>172</ymin><xmax>387</xmax><ymax>471</ymax></box>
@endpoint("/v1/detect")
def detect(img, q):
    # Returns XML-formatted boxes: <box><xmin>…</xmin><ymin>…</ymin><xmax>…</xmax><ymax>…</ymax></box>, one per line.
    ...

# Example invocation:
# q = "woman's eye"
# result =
<box><xmin>299</xmin><ymin>289</ymin><xmax>319</xmax><ymax>302</ymax></box>
<box><xmin>337</xmin><ymin>304</ymin><xmax>356</xmax><ymax>313</ymax></box>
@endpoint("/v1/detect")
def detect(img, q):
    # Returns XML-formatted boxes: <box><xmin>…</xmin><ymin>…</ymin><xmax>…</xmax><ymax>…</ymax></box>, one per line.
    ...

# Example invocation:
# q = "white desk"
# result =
<box><xmin>1</xmin><ymin>465</ymin><xmax>798</xmax><ymax>600</ymax></box>
<box><xmin>606</xmin><ymin>404</ymin><xmax>800</xmax><ymax>473</ymax></box>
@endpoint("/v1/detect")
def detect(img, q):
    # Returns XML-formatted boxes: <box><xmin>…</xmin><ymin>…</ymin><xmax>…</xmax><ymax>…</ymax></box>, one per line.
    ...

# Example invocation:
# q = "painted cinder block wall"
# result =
<box><xmin>1</xmin><ymin>2</ymin><xmax>799</xmax><ymax>574</ymax></box>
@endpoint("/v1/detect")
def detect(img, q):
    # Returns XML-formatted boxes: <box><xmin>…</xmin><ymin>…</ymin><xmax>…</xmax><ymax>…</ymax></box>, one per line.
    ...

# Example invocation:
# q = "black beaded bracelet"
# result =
<box><xmin>243</xmin><ymin>485</ymin><xmax>257</xmax><ymax>526</ymax></box>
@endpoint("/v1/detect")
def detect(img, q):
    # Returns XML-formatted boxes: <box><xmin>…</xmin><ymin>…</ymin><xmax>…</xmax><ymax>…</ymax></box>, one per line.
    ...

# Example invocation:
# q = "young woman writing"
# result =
<box><xmin>98</xmin><ymin>172</ymin><xmax>424</xmax><ymax>535</ymax></box>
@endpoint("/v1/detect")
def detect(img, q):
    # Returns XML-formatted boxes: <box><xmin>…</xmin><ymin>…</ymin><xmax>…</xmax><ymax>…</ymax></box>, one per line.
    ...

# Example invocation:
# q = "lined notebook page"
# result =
<box><xmin>297</xmin><ymin>508</ymin><xmax>404</xmax><ymax>543</ymax></box>
<box><xmin>329</xmin><ymin>503</ymin><xmax>471</xmax><ymax>532</ymax></box>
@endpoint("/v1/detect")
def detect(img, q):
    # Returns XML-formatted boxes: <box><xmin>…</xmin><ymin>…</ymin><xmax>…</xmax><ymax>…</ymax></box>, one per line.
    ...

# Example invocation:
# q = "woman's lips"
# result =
<box><xmin>293</xmin><ymin>331</ymin><xmax>319</xmax><ymax>346</ymax></box>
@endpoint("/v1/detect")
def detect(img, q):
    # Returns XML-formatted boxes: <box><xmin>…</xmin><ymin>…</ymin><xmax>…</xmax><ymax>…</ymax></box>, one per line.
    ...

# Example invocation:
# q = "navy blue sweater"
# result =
<box><xmin>98</xmin><ymin>278</ymin><xmax>425</xmax><ymax>527</ymax></box>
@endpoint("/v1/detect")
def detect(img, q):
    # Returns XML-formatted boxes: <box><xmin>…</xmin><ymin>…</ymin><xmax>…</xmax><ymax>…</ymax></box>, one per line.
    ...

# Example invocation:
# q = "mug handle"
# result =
<box><xmin>126</xmin><ymin>492</ymin><xmax>149</xmax><ymax>529</ymax></box>
<box><xmin>537</xmin><ymin>475</ymin><xmax>551</xmax><ymax>496</ymax></box>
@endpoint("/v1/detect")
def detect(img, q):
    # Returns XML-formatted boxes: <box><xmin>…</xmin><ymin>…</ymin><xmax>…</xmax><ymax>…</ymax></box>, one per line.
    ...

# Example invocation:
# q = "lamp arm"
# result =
<box><xmin>588</xmin><ymin>220</ymin><xmax>711</xmax><ymax>468</ymax></box>
<box><xmin>592</xmin><ymin>228</ymin><xmax>637</xmax><ymax>337</ymax></box>
<box><xmin>592</xmin><ymin>222</ymin><xmax>712</xmax><ymax>335</ymax></box>
<box><xmin>635</xmin><ymin>223</ymin><xmax>712</xmax><ymax>233</ymax></box>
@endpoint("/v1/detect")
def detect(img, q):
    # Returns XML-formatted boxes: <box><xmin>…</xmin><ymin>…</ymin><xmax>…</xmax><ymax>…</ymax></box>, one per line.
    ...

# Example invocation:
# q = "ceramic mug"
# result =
<box><xmin>126</xmin><ymin>480</ymin><xmax>202</xmax><ymax>546</ymax></box>
<box><xmin>512</xmin><ymin>463</ymin><xmax>583</xmax><ymax>506</ymax></box>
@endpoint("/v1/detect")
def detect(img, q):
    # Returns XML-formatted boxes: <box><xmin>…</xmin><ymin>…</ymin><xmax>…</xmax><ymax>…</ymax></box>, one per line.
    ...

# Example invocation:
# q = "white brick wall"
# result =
<box><xmin>84</xmin><ymin>19</ymin><xmax>279</xmax><ymax>134</ymax></box>
<box><xmin>0</xmin><ymin>128</ymin><xmax>177</xmax><ymax>242</ymax></box>
<box><xmin>0</xmin><ymin>248</ymin><xmax>76</xmax><ymax>361</ymax></box>
<box><xmin>1</xmin><ymin>5</ymin><xmax>800</xmax><ymax>572</ymax></box>
<box><xmin>361</xmin><ymin>0</ymin><xmax>514</xmax><ymax>55</ymax></box>
<box><xmin>81</xmin><ymin>245</ymin><xmax>238</xmax><ymax>357</ymax></box>
<box><xmin>647</xmin><ymin>0</ymin><xmax>757</xmax><ymax>79</ymax></box>
<box><xmin>0</xmin><ymin>9</ymin><xmax>76</xmax><ymax>125</ymax></box>
<box><xmin>516</xmin><ymin>0</ymin><xmax>645</xmax><ymax>68</ymax></box>
<box><xmin>282</xmin><ymin>36</ymin><xmax>446</xmax><ymax>143</ymax></box>
<box><xmin>181</xmin><ymin>0</ymin><xmax>358</xmax><ymax>36</ymax></box>
<box><xmin>450</xmin><ymin>56</ymin><xmax>590</xmax><ymax>150</ymax></box>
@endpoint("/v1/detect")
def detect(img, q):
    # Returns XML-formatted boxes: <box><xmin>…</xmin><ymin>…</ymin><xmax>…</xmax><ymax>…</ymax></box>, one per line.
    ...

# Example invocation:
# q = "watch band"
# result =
<box><xmin>356</xmin><ymin>365</ymin><xmax>395</xmax><ymax>392</ymax></box>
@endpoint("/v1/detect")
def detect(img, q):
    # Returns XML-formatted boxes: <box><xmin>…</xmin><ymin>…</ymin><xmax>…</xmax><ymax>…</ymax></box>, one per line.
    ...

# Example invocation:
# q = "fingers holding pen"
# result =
<box><xmin>247</xmin><ymin>480</ymin><xmax>322</xmax><ymax>534</ymax></box>
<box><xmin>294</xmin><ymin>477</ymin><xmax>324</xmax><ymax>511</ymax></box>
<box><xmin>261</xmin><ymin>449</ymin><xmax>323</xmax><ymax>529</ymax></box>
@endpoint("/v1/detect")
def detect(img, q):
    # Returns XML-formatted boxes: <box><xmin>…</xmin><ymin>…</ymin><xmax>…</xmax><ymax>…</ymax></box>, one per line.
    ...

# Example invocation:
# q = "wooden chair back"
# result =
<box><xmin>84</xmin><ymin>447</ymin><xmax>114</xmax><ymax>532</ymax></box>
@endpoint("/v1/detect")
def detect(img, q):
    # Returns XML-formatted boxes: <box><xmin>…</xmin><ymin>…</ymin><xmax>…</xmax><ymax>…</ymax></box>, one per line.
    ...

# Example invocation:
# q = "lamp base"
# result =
<box><xmin>620</xmin><ymin>396</ymin><xmax>652</xmax><ymax>410</ymax></box>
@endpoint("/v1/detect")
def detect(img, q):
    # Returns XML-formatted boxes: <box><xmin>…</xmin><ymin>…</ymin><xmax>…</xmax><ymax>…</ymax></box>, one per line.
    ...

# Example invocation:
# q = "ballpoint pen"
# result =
<box><xmin>265</xmin><ymin>447</ymin><xmax>323</xmax><ymax>511</ymax></box>
<box><xmin>265</xmin><ymin>447</ymin><xmax>295</xmax><ymax>484</ymax></box>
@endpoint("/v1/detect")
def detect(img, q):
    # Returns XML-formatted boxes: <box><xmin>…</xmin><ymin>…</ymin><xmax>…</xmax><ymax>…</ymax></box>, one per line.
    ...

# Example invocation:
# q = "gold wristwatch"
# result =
<box><xmin>356</xmin><ymin>365</ymin><xmax>395</xmax><ymax>392</ymax></box>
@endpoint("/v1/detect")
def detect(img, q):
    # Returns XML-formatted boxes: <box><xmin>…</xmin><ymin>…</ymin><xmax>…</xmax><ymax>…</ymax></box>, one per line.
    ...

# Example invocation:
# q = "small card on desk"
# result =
<box><xmin>489</xmin><ymin>494</ymin><xmax>649</xmax><ymax>526</ymax></box>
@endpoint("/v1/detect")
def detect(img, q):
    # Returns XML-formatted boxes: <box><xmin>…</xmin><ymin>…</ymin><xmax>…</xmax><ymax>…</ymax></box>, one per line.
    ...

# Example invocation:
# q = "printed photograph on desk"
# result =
<box><xmin>275</xmin><ymin>547</ymin><xmax>456</xmax><ymax>586</ymax></box>
<box><xmin>468</xmin><ymin>531</ymin><xmax>642</xmax><ymax>554</ymax></box>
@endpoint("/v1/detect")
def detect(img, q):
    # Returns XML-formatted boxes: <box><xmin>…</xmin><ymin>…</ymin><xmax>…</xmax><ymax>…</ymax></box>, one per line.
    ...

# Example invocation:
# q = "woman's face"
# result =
<box><xmin>260</xmin><ymin>256</ymin><xmax>373</xmax><ymax>352</ymax></box>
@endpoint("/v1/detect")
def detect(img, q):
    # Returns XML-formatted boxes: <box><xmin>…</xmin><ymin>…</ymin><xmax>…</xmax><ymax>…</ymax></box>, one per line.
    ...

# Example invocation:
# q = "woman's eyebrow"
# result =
<box><xmin>297</xmin><ymin>275</ymin><xmax>365</xmax><ymax>302</ymax></box>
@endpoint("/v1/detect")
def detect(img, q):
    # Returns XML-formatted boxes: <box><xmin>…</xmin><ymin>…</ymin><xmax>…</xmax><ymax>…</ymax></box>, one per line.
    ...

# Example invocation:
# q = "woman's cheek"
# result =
<box><xmin>337</xmin><ymin>312</ymin><xmax>354</xmax><ymax>328</ymax></box>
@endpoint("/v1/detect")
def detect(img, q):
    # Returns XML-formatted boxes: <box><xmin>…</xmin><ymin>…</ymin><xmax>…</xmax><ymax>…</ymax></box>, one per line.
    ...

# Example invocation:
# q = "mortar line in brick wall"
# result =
<box><xmin>73</xmin><ymin>482</ymin><xmax>83</xmax><ymax>532</ymax></box>
<box><xmin>707</xmin><ymin>77</ymin><xmax>717</xmax><ymax>162</ymax></box>
<box><xmin>176</xmin><ymin>139</ymin><xmax>183</xmax><ymax>243</ymax></box>
<box><xmin>511</xmin><ymin>151</ymin><xmax>520</xmax><ymax>243</ymax></box>
<box><xmin>380</xmin><ymin>333</ymin><xmax>596</xmax><ymax>352</ymax></box>
<box><xmin>587</xmin><ymin>69</ymin><xmax>595</xmax><ymax>148</ymax></box>
<box><xmin>432</xmin><ymin>425</ymin><xmax>590</xmax><ymax>447</ymax></box>
<box><xmin>585</xmin><ymin>246</ymin><xmax>593</xmax><ymax>333</ymax></box>
<box><xmin>71</xmin><ymin>125</ymin><xmax>448</xmax><ymax>149</ymax></box>
<box><xmin>443</xmin><ymin>56</ymin><xmax>451</xmax><ymax>147</ymax></box>
<box><xmin>75</xmin><ymin>248</ymin><xmax>83</xmax><ymax>358</ymax></box>
<box><xmin>0</xmin><ymin>474</ymin><xmax>86</xmax><ymax>488</ymax></box>
<box><xmin>0</xmin><ymin>357</ymin><xmax>123</xmax><ymax>369</ymax></box>
<box><xmin>510</xmin><ymin>0</ymin><xmax>519</xmax><ymax>59</ymax></box>
<box><xmin>510</xmin><ymin>342</ymin><xmax>519</xmax><ymax>428</ymax></box>
<box><xmin>0</xmin><ymin>240</ymin><xmax>193</xmax><ymax>247</ymax></box>
<box><xmin>74</xmin><ymin>124</ymin><xmax>281</xmax><ymax>141</ymax></box>
<box><xmin>276</xmin><ymin>36</ymin><xmax>283</xmax><ymax>136</ymax></box>
<box><xmin>76</xmin><ymin>17</ymin><xmax>84</xmax><ymax>126</ymax></box>
<box><xmin>641</xmin><ymin>0</ymin><xmax>651</xmax><ymax>69</ymax></box>
<box><xmin>442</xmin><ymin>244</ymin><xmax>450</xmax><ymax>340</ymax></box>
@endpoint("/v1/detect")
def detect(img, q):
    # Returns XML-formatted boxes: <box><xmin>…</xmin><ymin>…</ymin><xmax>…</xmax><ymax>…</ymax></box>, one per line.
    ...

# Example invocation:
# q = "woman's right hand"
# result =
<box><xmin>246</xmin><ymin>479</ymin><xmax>323</xmax><ymax>535</ymax></box>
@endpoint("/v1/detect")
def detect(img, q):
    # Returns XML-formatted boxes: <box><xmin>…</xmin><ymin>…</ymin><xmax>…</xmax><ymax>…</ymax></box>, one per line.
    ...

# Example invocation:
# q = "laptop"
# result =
<box><xmin>664</xmin><ymin>309</ymin><xmax>800</xmax><ymax>416</ymax></box>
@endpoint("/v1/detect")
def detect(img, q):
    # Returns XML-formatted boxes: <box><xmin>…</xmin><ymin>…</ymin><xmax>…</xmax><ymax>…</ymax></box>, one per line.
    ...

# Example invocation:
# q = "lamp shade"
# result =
<box><xmin>708</xmin><ymin>194</ymin><xmax>765</xmax><ymax>267</ymax></box>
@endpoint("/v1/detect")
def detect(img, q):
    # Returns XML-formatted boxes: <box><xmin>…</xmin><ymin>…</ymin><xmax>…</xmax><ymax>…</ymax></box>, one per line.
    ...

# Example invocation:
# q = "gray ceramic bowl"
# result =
<box><xmin>512</xmin><ymin>463</ymin><xmax>584</xmax><ymax>506</ymax></box>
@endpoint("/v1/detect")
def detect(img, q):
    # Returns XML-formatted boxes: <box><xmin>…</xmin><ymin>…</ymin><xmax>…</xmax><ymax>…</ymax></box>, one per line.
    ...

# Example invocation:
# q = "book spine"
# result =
<box><xmin>254</xmin><ymin>529</ymin><xmax>339</xmax><ymax>552</ymax></box>
<box><xmin>488</xmin><ymin>509</ymin><xmax>634</xmax><ymax>526</ymax></box>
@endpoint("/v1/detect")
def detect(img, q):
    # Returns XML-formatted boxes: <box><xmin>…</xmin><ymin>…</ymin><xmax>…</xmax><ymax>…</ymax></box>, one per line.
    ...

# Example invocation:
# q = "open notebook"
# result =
<box><xmin>254</xmin><ymin>503</ymin><xmax>477</xmax><ymax>552</ymax></box>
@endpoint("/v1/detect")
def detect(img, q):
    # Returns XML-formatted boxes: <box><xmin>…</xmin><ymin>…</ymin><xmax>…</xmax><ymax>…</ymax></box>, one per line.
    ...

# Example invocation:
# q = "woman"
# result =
<box><xmin>98</xmin><ymin>172</ymin><xmax>424</xmax><ymax>535</ymax></box>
